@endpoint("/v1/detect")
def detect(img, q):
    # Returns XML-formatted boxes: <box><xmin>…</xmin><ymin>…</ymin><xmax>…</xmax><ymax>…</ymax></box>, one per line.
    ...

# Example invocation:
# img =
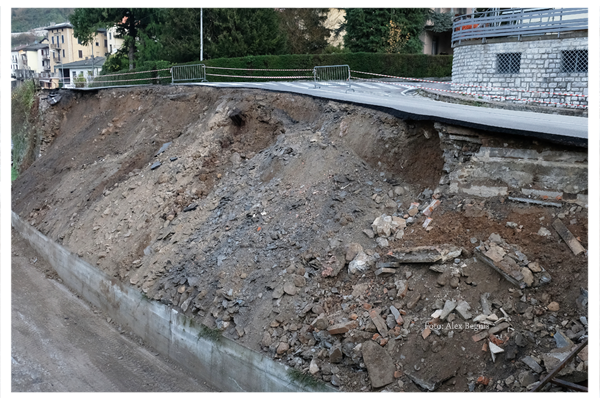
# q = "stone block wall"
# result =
<box><xmin>434</xmin><ymin>123</ymin><xmax>588</xmax><ymax>207</ymax></box>
<box><xmin>452</xmin><ymin>37</ymin><xmax>588</xmax><ymax>108</ymax></box>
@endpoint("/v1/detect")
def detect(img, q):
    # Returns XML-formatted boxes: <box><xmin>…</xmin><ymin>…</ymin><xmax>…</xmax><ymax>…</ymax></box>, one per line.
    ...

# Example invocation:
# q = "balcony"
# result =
<box><xmin>452</xmin><ymin>8</ymin><xmax>588</xmax><ymax>47</ymax></box>
<box><xmin>50</xmin><ymin>43</ymin><xmax>61</xmax><ymax>50</ymax></box>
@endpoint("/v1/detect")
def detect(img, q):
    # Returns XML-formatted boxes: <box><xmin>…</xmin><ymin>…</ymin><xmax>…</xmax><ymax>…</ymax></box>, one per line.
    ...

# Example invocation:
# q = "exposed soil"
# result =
<box><xmin>12</xmin><ymin>85</ymin><xmax>587</xmax><ymax>392</ymax></box>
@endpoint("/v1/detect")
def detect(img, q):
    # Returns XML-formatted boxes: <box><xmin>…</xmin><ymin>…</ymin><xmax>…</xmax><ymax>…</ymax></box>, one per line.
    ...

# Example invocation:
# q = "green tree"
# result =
<box><xmin>425</xmin><ymin>9</ymin><xmax>454</xmax><ymax>33</ymax></box>
<box><xmin>278</xmin><ymin>9</ymin><xmax>331</xmax><ymax>54</ymax></box>
<box><xmin>158</xmin><ymin>9</ymin><xmax>203</xmax><ymax>63</ymax></box>
<box><xmin>156</xmin><ymin>9</ymin><xmax>288</xmax><ymax>62</ymax></box>
<box><xmin>203</xmin><ymin>9</ymin><xmax>287</xmax><ymax>59</ymax></box>
<box><xmin>71</xmin><ymin>8</ymin><xmax>165</xmax><ymax>70</ymax></box>
<box><xmin>343</xmin><ymin>8</ymin><xmax>429</xmax><ymax>53</ymax></box>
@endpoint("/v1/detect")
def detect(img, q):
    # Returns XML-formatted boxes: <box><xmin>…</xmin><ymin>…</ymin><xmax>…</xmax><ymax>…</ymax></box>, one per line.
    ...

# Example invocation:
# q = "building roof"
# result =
<box><xmin>12</xmin><ymin>44</ymin><xmax>29</xmax><ymax>52</ymax></box>
<box><xmin>23</xmin><ymin>43</ymin><xmax>49</xmax><ymax>51</ymax></box>
<box><xmin>45</xmin><ymin>22</ymin><xmax>73</xmax><ymax>30</ymax></box>
<box><xmin>55</xmin><ymin>57</ymin><xmax>106</xmax><ymax>70</ymax></box>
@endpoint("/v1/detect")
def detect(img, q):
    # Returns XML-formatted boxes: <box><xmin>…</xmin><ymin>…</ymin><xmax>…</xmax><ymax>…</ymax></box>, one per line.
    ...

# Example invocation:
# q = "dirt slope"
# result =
<box><xmin>12</xmin><ymin>85</ymin><xmax>587</xmax><ymax>392</ymax></box>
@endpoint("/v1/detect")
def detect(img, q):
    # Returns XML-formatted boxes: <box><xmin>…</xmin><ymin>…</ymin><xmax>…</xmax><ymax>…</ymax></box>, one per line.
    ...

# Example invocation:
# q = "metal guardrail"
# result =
<box><xmin>172</xmin><ymin>64</ymin><xmax>207</xmax><ymax>83</ymax></box>
<box><xmin>452</xmin><ymin>8</ymin><xmax>588</xmax><ymax>47</ymax></box>
<box><xmin>313</xmin><ymin>65</ymin><xmax>353</xmax><ymax>91</ymax></box>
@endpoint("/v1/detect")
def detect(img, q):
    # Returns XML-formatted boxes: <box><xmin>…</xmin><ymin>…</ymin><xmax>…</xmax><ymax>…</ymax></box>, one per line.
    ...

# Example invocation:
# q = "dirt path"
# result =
<box><xmin>11</xmin><ymin>229</ymin><xmax>215</xmax><ymax>392</ymax></box>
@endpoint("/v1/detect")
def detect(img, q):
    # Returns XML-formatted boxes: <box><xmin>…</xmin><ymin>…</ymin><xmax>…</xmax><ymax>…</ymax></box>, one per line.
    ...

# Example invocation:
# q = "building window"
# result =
<box><xmin>79</xmin><ymin>50</ymin><xmax>83</xmax><ymax>58</ymax></box>
<box><xmin>62</xmin><ymin>35</ymin><xmax>64</xmax><ymax>44</ymax></box>
<box><xmin>561</xmin><ymin>50</ymin><xmax>587</xmax><ymax>73</ymax></box>
<box><xmin>96</xmin><ymin>42</ymin><xmax>99</xmax><ymax>47</ymax></box>
<box><xmin>104</xmin><ymin>39</ymin><xmax>107</xmax><ymax>47</ymax></box>
<box><xmin>52</xmin><ymin>36</ymin><xmax>54</xmax><ymax>44</ymax></box>
<box><xmin>109</xmin><ymin>32</ymin><xmax>112</xmax><ymax>40</ymax></box>
<box><xmin>497</xmin><ymin>53</ymin><xmax>521</xmax><ymax>74</ymax></box>
<box><xmin>63</xmin><ymin>49</ymin><xmax>65</xmax><ymax>58</ymax></box>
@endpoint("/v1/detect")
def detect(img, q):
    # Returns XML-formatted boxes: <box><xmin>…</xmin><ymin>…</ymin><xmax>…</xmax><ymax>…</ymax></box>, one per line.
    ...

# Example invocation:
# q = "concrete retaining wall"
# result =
<box><xmin>452</xmin><ymin>37</ymin><xmax>588</xmax><ymax>107</ymax></box>
<box><xmin>12</xmin><ymin>211</ymin><xmax>333</xmax><ymax>392</ymax></box>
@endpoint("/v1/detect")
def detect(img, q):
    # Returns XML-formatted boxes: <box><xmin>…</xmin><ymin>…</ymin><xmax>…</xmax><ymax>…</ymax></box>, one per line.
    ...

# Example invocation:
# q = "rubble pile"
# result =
<box><xmin>475</xmin><ymin>233</ymin><xmax>552</xmax><ymax>289</ymax></box>
<box><xmin>12</xmin><ymin>86</ymin><xmax>588</xmax><ymax>392</ymax></box>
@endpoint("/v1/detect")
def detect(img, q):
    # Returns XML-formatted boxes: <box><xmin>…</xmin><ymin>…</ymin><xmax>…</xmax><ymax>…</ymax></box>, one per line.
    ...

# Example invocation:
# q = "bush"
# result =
<box><xmin>92</xmin><ymin>53</ymin><xmax>452</xmax><ymax>86</ymax></box>
<box><xmin>173</xmin><ymin>52</ymin><xmax>452</xmax><ymax>82</ymax></box>
<box><xmin>11</xmin><ymin>80</ymin><xmax>39</xmax><ymax>173</ymax></box>
<box><xmin>74</xmin><ymin>72</ymin><xmax>87</xmax><ymax>88</ymax></box>
<box><xmin>91</xmin><ymin>60</ymin><xmax>172</xmax><ymax>88</ymax></box>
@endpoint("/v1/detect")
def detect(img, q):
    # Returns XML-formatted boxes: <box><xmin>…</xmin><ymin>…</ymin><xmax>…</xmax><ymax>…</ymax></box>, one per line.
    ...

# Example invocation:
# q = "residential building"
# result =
<box><xmin>54</xmin><ymin>57</ymin><xmax>105</xmax><ymax>87</ymax></box>
<box><xmin>21</xmin><ymin>43</ymin><xmax>51</xmax><ymax>74</ymax></box>
<box><xmin>45</xmin><ymin>22</ymin><xmax>109</xmax><ymax>77</ymax></box>
<box><xmin>324</xmin><ymin>9</ymin><xmax>345</xmax><ymax>48</ymax></box>
<box><xmin>420</xmin><ymin>8</ymin><xmax>474</xmax><ymax>55</ymax></box>
<box><xmin>11</xmin><ymin>45</ymin><xmax>27</xmax><ymax>75</ymax></box>
<box><xmin>107</xmin><ymin>26</ymin><xmax>125</xmax><ymax>55</ymax></box>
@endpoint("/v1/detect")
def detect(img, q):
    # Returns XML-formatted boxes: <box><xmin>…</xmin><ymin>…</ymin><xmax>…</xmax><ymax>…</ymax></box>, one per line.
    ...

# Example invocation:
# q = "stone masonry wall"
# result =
<box><xmin>433</xmin><ymin>123</ymin><xmax>588</xmax><ymax>207</ymax></box>
<box><xmin>452</xmin><ymin>37</ymin><xmax>588</xmax><ymax>108</ymax></box>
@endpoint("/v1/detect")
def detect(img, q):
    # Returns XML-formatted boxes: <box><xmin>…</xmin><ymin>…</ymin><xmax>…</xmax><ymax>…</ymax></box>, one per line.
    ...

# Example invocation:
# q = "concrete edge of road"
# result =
<box><xmin>12</xmin><ymin>211</ymin><xmax>335</xmax><ymax>393</ymax></box>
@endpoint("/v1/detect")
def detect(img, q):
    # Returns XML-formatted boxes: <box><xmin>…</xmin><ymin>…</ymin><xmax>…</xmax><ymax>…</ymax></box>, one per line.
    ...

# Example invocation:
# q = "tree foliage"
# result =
<box><xmin>426</xmin><ymin>10</ymin><xmax>454</xmax><ymax>33</ymax></box>
<box><xmin>278</xmin><ymin>9</ymin><xmax>331</xmax><ymax>54</ymax></box>
<box><xmin>71</xmin><ymin>8</ymin><xmax>165</xmax><ymax>70</ymax></box>
<box><xmin>157</xmin><ymin>8</ymin><xmax>203</xmax><ymax>63</ymax></box>
<box><xmin>386</xmin><ymin>20</ymin><xmax>410</xmax><ymax>54</ymax></box>
<box><xmin>343</xmin><ymin>8</ymin><xmax>429</xmax><ymax>54</ymax></box>
<box><xmin>156</xmin><ymin>9</ymin><xmax>290</xmax><ymax>62</ymax></box>
<box><xmin>202</xmin><ymin>9</ymin><xmax>288</xmax><ymax>59</ymax></box>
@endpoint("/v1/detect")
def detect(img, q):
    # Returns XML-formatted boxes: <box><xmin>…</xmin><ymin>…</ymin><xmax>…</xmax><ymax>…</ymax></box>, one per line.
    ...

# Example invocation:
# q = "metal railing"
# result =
<box><xmin>172</xmin><ymin>64</ymin><xmax>207</xmax><ymax>83</ymax></box>
<box><xmin>313</xmin><ymin>65</ymin><xmax>352</xmax><ymax>91</ymax></box>
<box><xmin>452</xmin><ymin>8</ymin><xmax>588</xmax><ymax>46</ymax></box>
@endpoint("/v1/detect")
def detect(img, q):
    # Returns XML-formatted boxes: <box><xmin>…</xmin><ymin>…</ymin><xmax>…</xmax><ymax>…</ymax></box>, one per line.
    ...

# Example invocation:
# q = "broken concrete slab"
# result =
<box><xmin>390</xmin><ymin>245</ymin><xmax>462</xmax><ymax>264</ymax></box>
<box><xmin>348</xmin><ymin>251</ymin><xmax>369</xmax><ymax>275</ymax></box>
<box><xmin>369</xmin><ymin>309</ymin><xmax>388</xmax><ymax>337</ymax></box>
<box><xmin>375</xmin><ymin>267</ymin><xmax>397</xmax><ymax>276</ymax></box>
<box><xmin>508</xmin><ymin>196</ymin><xmax>562</xmax><ymax>207</ymax></box>
<box><xmin>489</xmin><ymin>342</ymin><xmax>504</xmax><ymax>362</ymax></box>
<box><xmin>472</xmin><ymin>331</ymin><xmax>489</xmax><ymax>342</ymax></box>
<box><xmin>521</xmin><ymin>356</ymin><xmax>543</xmax><ymax>373</ymax></box>
<box><xmin>429</xmin><ymin>264</ymin><xmax>448</xmax><ymax>273</ymax></box>
<box><xmin>345</xmin><ymin>243</ymin><xmax>363</xmax><ymax>262</ymax></box>
<box><xmin>554</xmin><ymin>330</ymin><xmax>574</xmax><ymax>348</ymax></box>
<box><xmin>480</xmin><ymin>293</ymin><xmax>492</xmax><ymax>316</ymax></box>
<box><xmin>361</xmin><ymin>341</ymin><xmax>395</xmax><ymax>388</ymax></box>
<box><xmin>327</xmin><ymin>320</ymin><xmax>358</xmax><ymax>335</ymax></box>
<box><xmin>489</xmin><ymin>322</ymin><xmax>510</xmax><ymax>335</ymax></box>
<box><xmin>455</xmin><ymin>301</ymin><xmax>472</xmax><ymax>320</ymax></box>
<box><xmin>405</xmin><ymin>368</ymin><xmax>456</xmax><ymax>392</ymax></box>
<box><xmin>439</xmin><ymin>300</ymin><xmax>457</xmax><ymax>320</ymax></box>
<box><xmin>475</xmin><ymin>234</ymin><xmax>551</xmax><ymax>289</ymax></box>
<box><xmin>155</xmin><ymin>141</ymin><xmax>172</xmax><ymax>156</ymax></box>
<box><xmin>552</xmin><ymin>219</ymin><xmax>586</xmax><ymax>256</ymax></box>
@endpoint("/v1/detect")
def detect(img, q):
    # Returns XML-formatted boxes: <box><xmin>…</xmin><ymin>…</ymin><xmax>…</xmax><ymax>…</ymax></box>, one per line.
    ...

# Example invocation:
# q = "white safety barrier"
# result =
<box><xmin>172</xmin><ymin>64</ymin><xmax>208</xmax><ymax>83</ymax></box>
<box><xmin>313</xmin><ymin>65</ymin><xmax>353</xmax><ymax>91</ymax></box>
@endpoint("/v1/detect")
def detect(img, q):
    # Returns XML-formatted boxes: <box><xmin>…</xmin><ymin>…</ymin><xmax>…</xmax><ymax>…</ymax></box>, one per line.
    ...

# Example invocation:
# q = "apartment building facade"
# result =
<box><xmin>46</xmin><ymin>22</ymin><xmax>109</xmax><ymax>78</ymax></box>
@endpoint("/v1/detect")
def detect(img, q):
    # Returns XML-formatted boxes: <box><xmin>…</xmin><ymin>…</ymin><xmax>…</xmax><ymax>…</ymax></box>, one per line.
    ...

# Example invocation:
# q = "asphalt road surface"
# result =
<box><xmin>11</xmin><ymin>229</ymin><xmax>215</xmax><ymax>392</ymax></box>
<box><xmin>192</xmin><ymin>80</ymin><xmax>587</xmax><ymax>146</ymax></box>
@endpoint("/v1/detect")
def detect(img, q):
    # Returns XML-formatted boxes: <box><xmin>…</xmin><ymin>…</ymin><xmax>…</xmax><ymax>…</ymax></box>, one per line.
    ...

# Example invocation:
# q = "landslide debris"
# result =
<box><xmin>13</xmin><ymin>85</ymin><xmax>587</xmax><ymax>392</ymax></box>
